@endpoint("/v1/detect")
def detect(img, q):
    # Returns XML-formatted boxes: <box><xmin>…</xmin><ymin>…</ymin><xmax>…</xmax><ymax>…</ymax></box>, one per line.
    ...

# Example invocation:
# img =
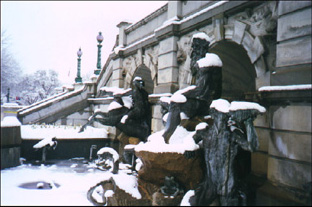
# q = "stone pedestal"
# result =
<box><xmin>1</xmin><ymin>103</ymin><xmax>22</xmax><ymax>169</ymax></box>
<box><xmin>135</xmin><ymin>150</ymin><xmax>204</xmax><ymax>190</ymax></box>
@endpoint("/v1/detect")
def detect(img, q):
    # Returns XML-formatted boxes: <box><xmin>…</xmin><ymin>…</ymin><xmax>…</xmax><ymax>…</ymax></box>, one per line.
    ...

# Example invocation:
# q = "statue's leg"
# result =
<box><xmin>79</xmin><ymin>108</ymin><xmax>129</xmax><ymax>132</ymax></box>
<box><xmin>163</xmin><ymin>103</ymin><xmax>181</xmax><ymax>143</ymax></box>
<box><xmin>116</xmin><ymin>119</ymin><xmax>150</xmax><ymax>141</ymax></box>
<box><xmin>79</xmin><ymin>111</ymin><xmax>107</xmax><ymax>132</ymax></box>
<box><xmin>244</xmin><ymin>117</ymin><xmax>259</xmax><ymax>152</ymax></box>
<box><xmin>42</xmin><ymin>147</ymin><xmax>47</xmax><ymax>163</ymax></box>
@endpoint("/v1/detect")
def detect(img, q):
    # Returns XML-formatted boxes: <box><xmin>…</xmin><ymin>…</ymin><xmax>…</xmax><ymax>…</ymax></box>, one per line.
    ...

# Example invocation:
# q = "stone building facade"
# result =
<box><xmin>93</xmin><ymin>1</ymin><xmax>312</xmax><ymax>204</ymax></box>
<box><xmin>16</xmin><ymin>1</ymin><xmax>311</xmax><ymax>204</ymax></box>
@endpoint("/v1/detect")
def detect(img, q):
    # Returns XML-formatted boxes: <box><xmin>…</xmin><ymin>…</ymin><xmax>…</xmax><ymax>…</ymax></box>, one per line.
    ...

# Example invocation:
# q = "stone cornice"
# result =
<box><xmin>125</xmin><ymin>4</ymin><xmax>168</xmax><ymax>34</ymax></box>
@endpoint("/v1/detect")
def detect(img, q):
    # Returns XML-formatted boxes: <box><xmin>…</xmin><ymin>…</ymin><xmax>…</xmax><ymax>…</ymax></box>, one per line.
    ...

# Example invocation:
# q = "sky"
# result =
<box><xmin>1</xmin><ymin>1</ymin><xmax>168</xmax><ymax>85</ymax></box>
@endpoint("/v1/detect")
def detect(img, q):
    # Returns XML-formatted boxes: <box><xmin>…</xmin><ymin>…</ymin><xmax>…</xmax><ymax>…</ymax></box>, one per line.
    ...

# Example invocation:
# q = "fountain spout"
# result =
<box><xmin>89</xmin><ymin>145</ymin><xmax>97</xmax><ymax>161</ymax></box>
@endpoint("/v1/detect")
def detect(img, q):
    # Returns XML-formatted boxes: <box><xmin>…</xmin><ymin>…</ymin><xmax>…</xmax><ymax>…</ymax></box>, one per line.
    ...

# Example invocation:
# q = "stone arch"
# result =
<box><xmin>210</xmin><ymin>40</ymin><xmax>256</xmax><ymax>101</ymax></box>
<box><xmin>131</xmin><ymin>64</ymin><xmax>154</xmax><ymax>94</ymax></box>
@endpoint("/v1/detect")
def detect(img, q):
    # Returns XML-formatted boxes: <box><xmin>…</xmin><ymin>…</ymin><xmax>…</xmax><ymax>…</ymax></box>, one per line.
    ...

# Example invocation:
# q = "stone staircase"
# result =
<box><xmin>18</xmin><ymin>83</ymin><xmax>95</xmax><ymax>125</ymax></box>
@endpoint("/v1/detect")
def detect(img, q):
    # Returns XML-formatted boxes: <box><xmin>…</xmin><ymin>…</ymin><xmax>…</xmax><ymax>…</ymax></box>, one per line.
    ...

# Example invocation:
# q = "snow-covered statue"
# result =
<box><xmin>160</xmin><ymin>176</ymin><xmax>184</xmax><ymax>198</ymax></box>
<box><xmin>190</xmin><ymin>32</ymin><xmax>211</xmax><ymax>84</ymax></box>
<box><xmin>79</xmin><ymin>77</ymin><xmax>151</xmax><ymax>141</ymax></box>
<box><xmin>33</xmin><ymin>136</ymin><xmax>57</xmax><ymax>163</ymax></box>
<box><xmin>95</xmin><ymin>147</ymin><xmax>119</xmax><ymax>174</ymax></box>
<box><xmin>162</xmin><ymin>52</ymin><xmax>222</xmax><ymax>143</ymax></box>
<box><xmin>188</xmin><ymin>99</ymin><xmax>266</xmax><ymax>206</ymax></box>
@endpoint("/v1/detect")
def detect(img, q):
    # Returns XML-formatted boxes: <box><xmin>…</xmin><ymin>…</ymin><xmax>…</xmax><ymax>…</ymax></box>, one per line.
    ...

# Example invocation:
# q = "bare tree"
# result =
<box><xmin>1</xmin><ymin>30</ymin><xmax>23</xmax><ymax>103</ymax></box>
<box><xmin>18</xmin><ymin>69</ymin><xmax>61</xmax><ymax>105</ymax></box>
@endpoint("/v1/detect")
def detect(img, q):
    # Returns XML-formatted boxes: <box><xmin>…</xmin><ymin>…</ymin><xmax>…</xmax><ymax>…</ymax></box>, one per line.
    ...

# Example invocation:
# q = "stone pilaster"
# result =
<box><xmin>155</xmin><ymin>36</ymin><xmax>179</xmax><ymax>94</ymax></box>
<box><xmin>112</xmin><ymin>58</ymin><xmax>124</xmax><ymax>88</ymax></box>
<box><xmin>117</xmin><ymin>21</ymin><xmax>132</xmax><ymax>47</ymax></box>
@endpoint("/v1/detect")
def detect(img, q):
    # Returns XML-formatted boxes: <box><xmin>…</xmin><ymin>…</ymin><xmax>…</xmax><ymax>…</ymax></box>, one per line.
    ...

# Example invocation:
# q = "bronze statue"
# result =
<box><xmin>162</xmin><ymin>53</ymin><xmax>222</xmax><ymax>143</ymax></box>
<box><xmin>79</xmin><ymin>77</ymin><xmax>151</xmax><ymax>141</ymax></box>
<box><xmin>189</xmin><ymin>99</ymin><xmax>265</xmax><ymax>206</ymax></box>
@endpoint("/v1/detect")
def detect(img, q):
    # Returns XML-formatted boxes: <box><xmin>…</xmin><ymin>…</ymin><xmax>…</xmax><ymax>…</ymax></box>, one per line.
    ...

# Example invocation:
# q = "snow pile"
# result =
<box><xmin>229</xmin><ymin>101</ymin><xmax>266</xmax><ymax>113</ymax></box>
<box><xmin>162</xmin><ymin>112</ymin><xmax>169</xmax><ymax>122</ymax></box>
<box><xmin>112</xmin><ymin>173</ymin><xmax>142</xmax><ymax>199</ymax></box>
<box><xmin>120</xmin><ymin>115</ymin><xmax>128</xmax><ymax>123</ymax></box>
<box><xmin>191</xmin><ymin>32</ymin><xmax>211</xmax><ymax>42</ymax></box>
<box><xmin>210</xmin><ymin>99</ymin><xmax>266</xmax><ymax>113</ymax></box>
<box><xmin>180</xmin><ymin>190</ymin><xmax>195</xmax><ymax>206</ymax></box>
<box><xmin>160</xmin><ymin>96</ymin><xmax>171</xmax><ymax>104</ymax></box>
<box><xmin>2</xmin><ymin>102</ymin><xmax>20</xmax><ymax>107</ymax></box>
<box><xmin>104</xmin><ymin>190</ymin><xmax>114</xmax><ymax>198</ymax></box>
<box><xmin>197</xmin><ymin>53</ymin><xmax>223</xmax><ymax>68</ymax></box>
<box><xmin>195</xmin><ymin>122</ymin><xmax>208</xmax><ymax>131</ymax></box>
<box><xmin>210</xmin><ymin>99</ymin><xmax>230</xmax><ymax>113</ymax></box>
<box><xmin>135</xmin><ymin>126</ymin><xmax>199</xmax><ymax>154</ymax></box>
<box><xmin>133</xmin><ymin>76</ymin><xmax>142</xmax><ymax>81</ymax></box>
<box><xmin>122</xmin><ymin>96</ymin><xmax>133</xmax><ymax>109</ymax></box>
<box><xmin>149</xmin><ymin>93</ymin><xmax>172</xmax><ymax>98</ymax></box>
<box><xmin>170</xmin><ymin>85</ymin><xmax>196</xmax><ymax>103</ymax></box>
<box><xmin>180</xmin><ymin>112</ymin><xmax>189</xmax><ymax>120</ymax></box>
<box><xmin>21</xmin><ymin>125</ymin><xmax>108</xmax><ymax>139</ymax></box>
<box><xmin>1</xmin><ymin>116</ymin><xmax>21</xmax><ymax>127</ymax></box>
<box><xmin>259</xmin><ymin>84</ymin><xmax>312</xmax><ymax>91</ymax></box>
<box><xmin>108</xmin><ymin>101</ymin><xmax>123</xmax><ymax>111</ymax></box>
<box><xmin>97</xmin><ymin>147</ymin><xmax>119</xmax><ymax>161</ymax></box>
<box><xmin>100</xmin><ymin>86</ymin><xmax>131</xmax><ymax>96</ymax></box>
<box><xmin>33</xmin><ymin>135</ymin><xmax>56</xmax><ymax>149</ymax></box>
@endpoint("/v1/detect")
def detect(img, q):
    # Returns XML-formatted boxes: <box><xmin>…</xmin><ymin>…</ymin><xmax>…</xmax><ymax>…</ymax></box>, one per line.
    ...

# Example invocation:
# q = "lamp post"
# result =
<box><xmin>75</xmin><ymin>48</ymin><xmax>82</xmax><ymax>83</ymax></box>
<box><xmin>94</xmin><ymin>32</ymin><xmax>103</xmax><ymax>75</ymax></box>
<box><xmin>6</xmin><ymin>88</ymin><xmax>10</xmax><ymax>103</ymax></box>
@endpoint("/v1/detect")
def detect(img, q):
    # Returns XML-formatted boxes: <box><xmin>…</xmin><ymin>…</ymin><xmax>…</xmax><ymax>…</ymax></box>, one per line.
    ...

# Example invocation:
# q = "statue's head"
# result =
<box><xmin>191</xmin><ymin>32</ymin><xmax>211</xmax><ymax>54</ymax></box>
<box><xmin>229</xmin><ymin>109</ymin><xmax>259</xmax><ymax>123</ymax></box>
<box><xmin>133</xmin><ymin>76</ymin><xmax>145</xmax><ymax>89</ymax></box>
<box><xmin>228</xmin><ymin>101</ymin><xmax>266</xmax><ymax>123</ymax></box>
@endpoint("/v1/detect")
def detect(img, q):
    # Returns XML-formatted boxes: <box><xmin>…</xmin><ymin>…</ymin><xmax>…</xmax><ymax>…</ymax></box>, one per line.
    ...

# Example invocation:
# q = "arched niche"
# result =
<box><xmin>210</xmin><ymin>40</ymin><xmax>256</xmax><ymax>101</ymax></box>
<box><xmin>131</xmin><ymin>64</ymin><xmax>154</xmax><ymax>94</ymax></box>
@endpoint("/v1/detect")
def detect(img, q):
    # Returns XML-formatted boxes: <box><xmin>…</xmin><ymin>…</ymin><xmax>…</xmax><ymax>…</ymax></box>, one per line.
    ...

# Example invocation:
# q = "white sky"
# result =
<box><xmin>1</xmin><ymin>1</ymin><xmax>167</xmax><ymax>85</ymax></box>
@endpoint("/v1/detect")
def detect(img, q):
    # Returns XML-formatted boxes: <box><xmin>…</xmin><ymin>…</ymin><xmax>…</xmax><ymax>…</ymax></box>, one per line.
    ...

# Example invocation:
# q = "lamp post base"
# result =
<box><xmin>75</xmin><ymin>77</ymin><xmax>82</xmax><ymax>83</ymax></box>
<box><xmin>94</xmin><ymin>69</ymin><xmax>101</xmax><ymax>75</ymax></box>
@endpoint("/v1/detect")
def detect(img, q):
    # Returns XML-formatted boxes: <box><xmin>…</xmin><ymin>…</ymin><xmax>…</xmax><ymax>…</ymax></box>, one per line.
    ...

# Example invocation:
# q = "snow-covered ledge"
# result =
<box><xmin>245</xmin><ymin>84</ymin><xmax>312</xmax><ymax>104</ymax></box>
<box><xmin>1</xmin><ymin>102</ymin><xmax>23</xmax><ymax>124</ymax></box>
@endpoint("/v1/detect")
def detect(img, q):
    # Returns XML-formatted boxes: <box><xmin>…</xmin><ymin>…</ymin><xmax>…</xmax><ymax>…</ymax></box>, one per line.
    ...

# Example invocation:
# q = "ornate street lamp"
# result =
<box><xmin>6</xmin><ymin>88</ymin><xmax>10</xmax><ymax>103</ymax></box>
<box><xmin>94</xmin><ymin>32</ymin><xmax>103</xmax><ymax>75</ymax></box>
<box><xmin>75</xmin><ymin>48</ymin><xmax>83</xmax><ymax>83</ymax></box>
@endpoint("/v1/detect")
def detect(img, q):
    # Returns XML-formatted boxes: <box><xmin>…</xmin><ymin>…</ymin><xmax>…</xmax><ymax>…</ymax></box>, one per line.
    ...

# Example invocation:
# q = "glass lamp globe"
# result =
<box><xmin>77</xmin><ymin>48</ymin><xmax>82</xmax><ymax>57</ymax></box>
<box><xmin>97</xmin><ymin>32</ymin><xmax>104</xmax><ymax>43</ymax></box>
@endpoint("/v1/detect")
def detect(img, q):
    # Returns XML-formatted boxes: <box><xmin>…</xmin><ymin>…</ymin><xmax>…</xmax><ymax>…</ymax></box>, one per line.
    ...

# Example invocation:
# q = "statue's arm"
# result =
<box><xmin>229</xmin><ymin>119</ymin><xmax>252</xmax><ymax>151</ymax></box>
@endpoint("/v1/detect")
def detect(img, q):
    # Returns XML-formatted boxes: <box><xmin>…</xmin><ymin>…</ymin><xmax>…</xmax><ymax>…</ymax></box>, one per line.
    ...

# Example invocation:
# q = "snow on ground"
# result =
<box><xmin>1</xmin><ymin>163</ymin><xmax>108</xmax><ymax>206</ymax></box>
<box><xmin>1</xmin><ymin>161</ymin><xmax>140</xmax><ymax>206</ymax></box>
<box><xmin>21</xmin><ymin>125</ymin><xmax>108</xmax><ymax>140</ymax></box>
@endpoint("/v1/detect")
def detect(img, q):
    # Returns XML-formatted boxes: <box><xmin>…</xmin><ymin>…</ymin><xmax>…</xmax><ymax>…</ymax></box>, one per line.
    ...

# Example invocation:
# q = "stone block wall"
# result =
<box><xmin>267</xmin><ymin>103</ymin><xmax>311</xmax><ymax>192</ymax></box>
<box><xmin>1</xmin><ymin>126</ymin><xmax>21</xmax><ymax>169</ymax></box>
<box><xmin>274</xmin><ymin>1</ymin><xmax>312</xmax><ymax>85</ymax></box>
